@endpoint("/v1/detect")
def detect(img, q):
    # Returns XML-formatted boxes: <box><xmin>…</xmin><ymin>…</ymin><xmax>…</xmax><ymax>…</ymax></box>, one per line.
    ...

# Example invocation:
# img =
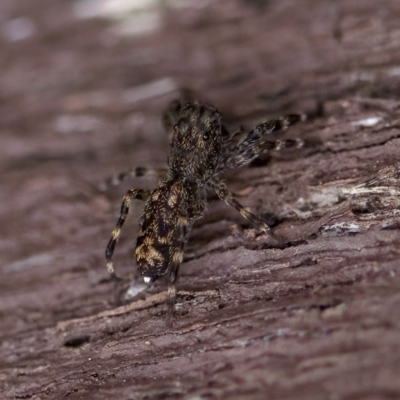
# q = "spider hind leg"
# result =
<box><xmin>105</xmin><ymin>188</ymin><xmax>151</xmax><ymax>278</ymax></box>
<box><xmin>212</xmin><ymin>181</ymin><xmax>282</xmax><ymax>244</ymax></box>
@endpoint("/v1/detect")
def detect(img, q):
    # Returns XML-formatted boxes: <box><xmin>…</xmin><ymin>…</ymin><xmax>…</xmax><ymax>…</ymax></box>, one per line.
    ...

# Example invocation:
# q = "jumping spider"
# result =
<box><xmin>105</xmin><ymin>100</ymin><xmax>305</xmax><ymax>325</ymax></box>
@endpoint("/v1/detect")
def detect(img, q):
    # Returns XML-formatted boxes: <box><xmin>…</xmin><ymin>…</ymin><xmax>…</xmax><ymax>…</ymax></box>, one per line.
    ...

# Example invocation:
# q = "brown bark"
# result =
<box><xmin>1</xmin><ymin>0</ymin><xmax>400</xmax><ymax>399</ymax></box>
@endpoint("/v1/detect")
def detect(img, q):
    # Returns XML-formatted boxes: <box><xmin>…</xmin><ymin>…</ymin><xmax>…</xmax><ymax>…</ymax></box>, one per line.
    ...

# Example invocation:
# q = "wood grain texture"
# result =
<box><xmin>1</xmin><ymin>0</ymin><xmax>400</xmax><ymax>399</ymax></box>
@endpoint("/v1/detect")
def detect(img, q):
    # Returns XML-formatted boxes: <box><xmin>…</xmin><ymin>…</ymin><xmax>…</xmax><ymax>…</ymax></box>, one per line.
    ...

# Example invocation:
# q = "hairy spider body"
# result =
<box><xmin>136</xmin><ymin>180</ymin><xmax>205</xmax><ymax>284</ymax></box>
<box><xmin>105</xmin><ymin>101</ymin><xmax>305</xmax><ymax>324</ymax></box>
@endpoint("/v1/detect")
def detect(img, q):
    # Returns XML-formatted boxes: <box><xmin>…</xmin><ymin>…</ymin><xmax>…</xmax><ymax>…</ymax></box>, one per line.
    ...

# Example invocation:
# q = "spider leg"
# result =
<box><xmin>166</xmin><ymin>262</ymin><xmax>181</xmax><ymax>328</ymax></box>
<box><xmin>166</xmin><ymin>218</ymin><xmax>187</xmax><ymax>328</ymax></box>
<box><xmin>222</xmin><ymin>113</ymin><xmax>306</xmax><ymax>169</ymax></box>
<box><xmin>162</xmin><ymin>92</ymin><xmax>199</xmax><ymax>138</ymax></box>
<box><xmin>162</xmin><ymin>99</ymin><xmax>184</xmax><ymax>138</ymax></box>
<box><xmin>105</xmin><ymin>188</ymin><xmax>151</xmax><ymax>278</ymax></box>
<box><xmin>99</xmin><ymin>167</ymin><xmax>167</xmax><ymax>191</ymax></box>
<box><xmin>212</xmin><ymin>181</ymin><xmax>282</xmax><ymax>244</ymax></box>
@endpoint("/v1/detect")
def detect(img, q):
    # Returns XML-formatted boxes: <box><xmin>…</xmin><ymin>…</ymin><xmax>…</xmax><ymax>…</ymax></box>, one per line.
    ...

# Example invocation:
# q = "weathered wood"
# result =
<box><xmin>1</xmin><ymin>0</ymin><xmax>400</xmax><ymax>399</ymax></box>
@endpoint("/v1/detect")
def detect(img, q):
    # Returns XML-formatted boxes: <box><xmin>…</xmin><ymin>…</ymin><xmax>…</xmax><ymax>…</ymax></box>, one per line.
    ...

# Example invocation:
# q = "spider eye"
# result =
<box><xmin>203</xmin><ymin>133</ymin><xmax>210</xmax><ymax>141</ymax></box>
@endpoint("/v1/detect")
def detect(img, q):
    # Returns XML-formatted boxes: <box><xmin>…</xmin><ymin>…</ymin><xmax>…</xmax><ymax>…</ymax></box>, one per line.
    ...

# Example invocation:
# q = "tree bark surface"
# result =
<box><xmin>1</xmin><ymin>1</ymin><xmax>400</xmax><ymax>399</ymax></box>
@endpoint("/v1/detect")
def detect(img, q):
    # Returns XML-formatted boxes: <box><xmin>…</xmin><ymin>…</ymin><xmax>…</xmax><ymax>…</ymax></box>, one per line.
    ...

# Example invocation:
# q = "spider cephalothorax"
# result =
<box><xmin>168</xmin><ymin>103</ymin><xmax>223</xmax><ymax>184</ymax></box>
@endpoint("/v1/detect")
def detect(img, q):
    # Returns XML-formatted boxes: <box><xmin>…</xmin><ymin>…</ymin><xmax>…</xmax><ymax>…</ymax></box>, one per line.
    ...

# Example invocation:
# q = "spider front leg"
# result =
<box><xmin>162</xmin><ymin>94</ymin><xmax>198</xmax><ymax>140</ymax></box>
<box><xmin>99</xmin><ymin>167</ymin><xmax>167</xmax><ymax>192</ymax></box>
<box><xmin>105</xmin><ymin>188</ymin><xmax>151</xmax><ymax>278</ymax></box>
<box><xmin>162</xmin><ymin>99</ymin><xmax>184</xmax><ymax>140</ymax></box>
<box><xmin>222</xmin><ymin>113</ymin><xmax>306</xmax><ymax>169</ymax></box>
<box><xmin>212</xmin><ymin>181</ymin><xmax>282</xmax><ymax>244</ymax></box>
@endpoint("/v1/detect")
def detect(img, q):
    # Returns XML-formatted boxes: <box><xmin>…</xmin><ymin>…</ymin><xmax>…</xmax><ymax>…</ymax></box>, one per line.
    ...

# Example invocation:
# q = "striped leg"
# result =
<box><xmin>162</xmin><ymin>99</ymin><xmax>184</xmax><ymax>141</ymax></box>
<box><xmin>99</xmin><ymin>167</ymin><xmax>167</xmax><ymax>192</ymax></box>
<box><xmin>212</xmin><ymin>181</ymin><xmax>282</xmax><ymax>244</ymax></box>
<box><xmin>166</xmin><ymin>220</ymin><xmax>187</xmax><ymax>328</ymax></box>
<box><xmin>162</xmin><ymin>93</ymin><xmax>197</xmax><ymax>140</ymax></box>
<box><xmin>166</xmin><ymin>263</ymin><xmax>181</xmax><ymax>328</ymax></box>
<box><xmin>105</xmin><ymin>188</ymin><xmax>151</xmax><ymax>278</ymax></box>
<box><xmin>222</xmin><ymin>113</ymin><xmax>306</xmax><ymax>169</ymax></box>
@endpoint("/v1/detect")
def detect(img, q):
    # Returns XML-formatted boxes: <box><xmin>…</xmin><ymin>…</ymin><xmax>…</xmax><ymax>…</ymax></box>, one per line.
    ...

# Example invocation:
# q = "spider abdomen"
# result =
<box><xmin>135</xmin><ymin>180</ymin><xmax>205</xmax><ymax>283</ymax></box>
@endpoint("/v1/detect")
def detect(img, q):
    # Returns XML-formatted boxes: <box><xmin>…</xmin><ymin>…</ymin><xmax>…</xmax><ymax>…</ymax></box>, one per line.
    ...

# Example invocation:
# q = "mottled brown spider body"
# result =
<box><xmin>136</xmin><ymin>179</ymin><xmax>205</xmax><ymax>284</ymax></box>
<box><xmin>105</xmin><ymin>101</ymin><xmax>305</xmax><ymax>324</ymax></box>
